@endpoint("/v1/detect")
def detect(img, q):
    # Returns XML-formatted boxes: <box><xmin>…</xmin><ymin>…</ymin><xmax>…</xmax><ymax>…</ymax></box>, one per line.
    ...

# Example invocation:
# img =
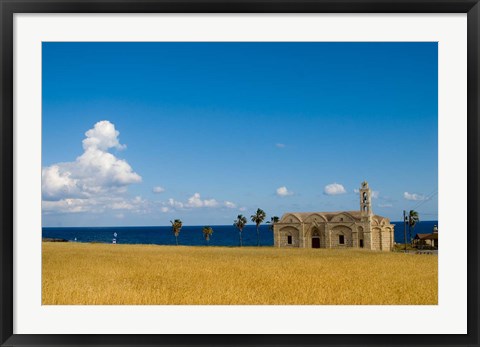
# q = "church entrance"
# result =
<box><xmin>312</xmin><ymin>237</ymin><xmax>320</xmax><ymax>248</ymax></box>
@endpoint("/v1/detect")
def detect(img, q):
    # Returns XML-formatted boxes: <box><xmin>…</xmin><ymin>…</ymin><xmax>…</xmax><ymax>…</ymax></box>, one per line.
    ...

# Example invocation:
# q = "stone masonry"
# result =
<box><xmin>273</xmin><ymin>181</ymin><xmax>395</xmax><ymax>251</ymax></box>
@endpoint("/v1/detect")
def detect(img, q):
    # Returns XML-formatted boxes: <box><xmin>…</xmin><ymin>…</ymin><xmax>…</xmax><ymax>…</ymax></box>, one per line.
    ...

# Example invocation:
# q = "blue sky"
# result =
<box><xmin>42</xmin><ymin>42</ymin><xmax>438</xmax><ymax>227</ymax></box>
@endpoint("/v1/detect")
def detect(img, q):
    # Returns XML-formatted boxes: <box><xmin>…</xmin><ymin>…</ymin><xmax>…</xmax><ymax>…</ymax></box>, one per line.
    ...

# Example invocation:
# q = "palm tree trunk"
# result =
<box><xmin>175</xmin><ymin>234</ymin><xmax>178</xmax><ymax>246</ymax></box>
<box><xmin>239</xmin><ymin>231</ymin><xmax>242</xmax><ymax>247</ymax></box>
<box><xmin>256</xmin><ymin>225</ymin><xmax>260</xmax><ymax>246</ymax></box>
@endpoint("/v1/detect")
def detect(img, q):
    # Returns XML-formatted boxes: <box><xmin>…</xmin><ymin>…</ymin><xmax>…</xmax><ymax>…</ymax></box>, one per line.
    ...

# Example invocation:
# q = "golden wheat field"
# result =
<box><xmin>42</xmin><ymin>242</ymin><xmax>437</xmax><ymax>305</ymax></box>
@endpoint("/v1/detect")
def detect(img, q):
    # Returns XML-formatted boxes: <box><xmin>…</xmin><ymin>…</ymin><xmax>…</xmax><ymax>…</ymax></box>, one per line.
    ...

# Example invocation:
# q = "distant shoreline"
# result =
<box><xmin>41</xmin><ymin>220</ymin><xmax>439</xmax><ymax>229</ymax></box>
<box><xmin>42</xmin><ymin>238</ymin><xmax>68</xmax><ymax>242</ymax></box>
<box><xmin>42</xmin><ymin>222</ymin><xmax>438</xmax><ymax>246</ymax></box>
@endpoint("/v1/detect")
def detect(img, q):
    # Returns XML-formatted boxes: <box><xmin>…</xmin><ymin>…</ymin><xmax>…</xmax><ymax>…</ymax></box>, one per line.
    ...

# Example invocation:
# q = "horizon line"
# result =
<box><xmin>42</xmin><ymin>220</ymin><xmax>439</xmax><ymax>229</ymax></box>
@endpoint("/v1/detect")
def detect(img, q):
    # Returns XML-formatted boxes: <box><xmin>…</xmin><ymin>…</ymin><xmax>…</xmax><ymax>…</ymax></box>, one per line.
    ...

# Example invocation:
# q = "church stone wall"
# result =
<box><xmin>380</xmin><ymin>228</ymin><xmax>393</xmax><ymax>251</ymax></box>
<box><xmin>274</xmin><ymin>221</ymin><xmax>393</xmax><ymax>251</ymax></box>
<box><xmin>273</xmin><ymin>182</ymin><xmax>394</xmax><ymax>251</ymax></box>
<box><xmin>371</xmin><ymin>227</ymin><xmax>382</xmax><ymax>251</ymax></box>
<box><xmin>278</xmin><ymin>226</ymin><xmax>300</xmax><ymax>247</ymax></box>
<box><xmin>330</xmin><ymin>225</ymin><xmax>353</xmax><ymax>248</ymax></box>
<box><xmin>363</xmin><ymin>232</ymin><xmax>372</xmax><ymax>250</ymax></box>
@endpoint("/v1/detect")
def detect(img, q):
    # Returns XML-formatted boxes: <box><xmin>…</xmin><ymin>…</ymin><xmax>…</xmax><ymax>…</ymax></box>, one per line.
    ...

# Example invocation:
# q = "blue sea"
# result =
<box><xmin>42</xmin><ymin>220</ymin><xmax>438</xmax><ymax>246</ymax></box>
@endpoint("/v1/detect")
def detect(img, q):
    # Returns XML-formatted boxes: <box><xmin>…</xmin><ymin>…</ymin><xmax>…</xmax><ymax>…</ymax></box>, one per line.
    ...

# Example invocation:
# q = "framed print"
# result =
<box><xmin>1</xmin><ymin>0</ymin><xmax>479</xmax><ymax>346</ymax></box>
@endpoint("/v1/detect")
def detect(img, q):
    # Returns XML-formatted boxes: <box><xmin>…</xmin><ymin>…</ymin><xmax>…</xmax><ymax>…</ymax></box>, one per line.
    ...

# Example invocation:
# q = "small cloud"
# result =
<box><xmin>186</xmin><ymin>193</ymin><xmax>219</xmax><ymax>208</ymax></box>
<box><xmin>324</xmin><ymin>183</ymin><xmax>346</xmax><ymax>196</ymax></box>
<box><xmin>354</xmin><ymin>189</ymin><xmax>359</xmax><ymax>194</ymax></box>
<box><xmin>204</xmin><ymin>199</ymin><xmax>219</xmax><ymax>207</ymax></box>
<box><xmin>152</xmin><ymin>186</ymin><xmax>165</xmax><ymax>194</ymax></box>
<box><xmin>167</xmin><ymin>198</ymin><xmax>184</xmax><ymax>209</ymax></box>
<box><xmin>115</xmin><ymin>213</ymin><xmax>124</xmax><ymax>219</ymax></box>
<box><xmin>378</xmin><ymin>203</ymin><xmax>393</xmax><ymax>208</ymax></box>
<box><xmin>163</xmin><ymin>193</ymin><xmax>237</xmax><ymax>211</ymax></box>
<box><xmin>133</xmin><ymin>196</ymin><xmax>144</xmax><ymax>204</ymax></box>
<box><xmin>275</xmin><ymin>143</ymin><xmax>286</xmax><ymax>148</ymax></box>
<box><xmin>82</xmin><ymin>120</ymin><xmax>126</xmax><ymax>151</ymax></box>
<box><xmin>276</xmin><ymin>186</ymin><xmax>293</xmax><ymax>197</ymax></box>
<box><xmin>239</xmin><ymin>207</ymin><xmax>247</xmax><ymax>212</ymax></box>
<box><xmin>224</xmin><ymin>201</ymin><xmax>237</xmax><ymax>209</ymax></box>
<box><xmin>404</xmin><ymin>192</ymin><xmax>427</xmax><ymax>201</ymax></box>
<box><xmin>111</xmin><ymin>200</ymin><xmax>134</xmax><ymax>210</ymax></box>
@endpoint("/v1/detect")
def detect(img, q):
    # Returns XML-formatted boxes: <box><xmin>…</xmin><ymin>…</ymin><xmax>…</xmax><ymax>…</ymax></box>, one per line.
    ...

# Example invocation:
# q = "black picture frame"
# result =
<box><xmin>1</xmin><ymin>1</ymin><xmax>479</xmax><ymax>346</ymax></box>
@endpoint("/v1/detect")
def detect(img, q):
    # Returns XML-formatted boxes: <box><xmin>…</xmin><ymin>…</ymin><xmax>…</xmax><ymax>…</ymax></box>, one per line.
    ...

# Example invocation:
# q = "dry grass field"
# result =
<box><xmin>42</xmin><ymin>242</ymin><xmax>437</xmax><ymax>305</ymax></box>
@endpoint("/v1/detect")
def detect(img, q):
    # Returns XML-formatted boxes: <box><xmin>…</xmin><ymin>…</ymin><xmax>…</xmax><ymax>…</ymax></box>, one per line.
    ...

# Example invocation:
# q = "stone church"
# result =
<box><xmin>273</xmin><ymin>181</ymin><xmax>395</xmax><ymax>251</ymax></box>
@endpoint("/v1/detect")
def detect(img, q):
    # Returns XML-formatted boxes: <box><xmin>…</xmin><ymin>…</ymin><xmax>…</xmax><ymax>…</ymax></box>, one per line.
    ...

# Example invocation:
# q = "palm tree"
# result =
<box><xmin>170</xmin><ymin>219</ymin><xmax>183</xmax><ymax>246</ymax></box>
<box><xmin>251</xmin><ymin>208</ymin><xmax>266</xmax><ymax>246</ymax></box>
<box><xmin>233</xmin><ymin>214</ymin><xmax>247</xmax><ymax>247</ymax></box>
<box><xmin>266</xmin><ymin>216</ymin><xmax>279</xmax><ymax>232</ymax></box>
<box><xmin>408</xmin><ymin>210</ymin><xmax>420</xmax><ymax>244</ymax></box>
<box><xmin>202</xmin><ymin>226</ymin><xmax>213</xmax><ymax>246</ymax></box>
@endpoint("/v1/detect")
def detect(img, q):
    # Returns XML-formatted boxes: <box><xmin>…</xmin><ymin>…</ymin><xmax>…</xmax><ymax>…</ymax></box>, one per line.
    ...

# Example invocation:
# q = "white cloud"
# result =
<box><xmin>354</xmin><ymin>189</ymin><xmax>359</xmax><ymax>194</ymax></box>
<box><xmin>42</xmin><ymin>198</ymin><xmax>94</xmax><ymax>214</ymax></box>
<box><xmin>152</xmin><ymin>186</ymin><xmax>165</xmax><ymax>194</ymax></box>
<box><xmin>41</xmin><ymin>121</ymin><xmax>142</xmax><ymax>214</ymax></box>
<box><xmin>186</xmin><ymin>193</ymin><xmax>204</xmax><ymax>208</ymax></box>
<box><xmin>324</xmin><ymin>183</ymin><xmax>347</xmax><ymax>195</ymax></box>
<box><xmin>162</xmin><ymin>193</ymin><xmax>237</xmax><ymax>211</ymax></box>
<box><xmin>110</xmin><ymin>200</ymin><xmax>135</xmax><ymax>210</ymax></box>
<box><xmin>404</xmin><ymin>192</ymin><xmax>427</xmax><ymax>201</ymax></box>
<box><xmin>167</xmin><ymin>198</ymin><xmax>184</xmax><ymax>209</ymax></box>
<box><xmin>276</xmin><ymin>186</ymin><xmax>293</xmax><ymax>197</ymax></box>
<box><xmin>160</xmin><ymin>207</ymin><xmax>171</xmax><ymax>213</ymax></box>
<box><xmin>224</xmin><ymin>201</ymin><xmax>237</xmax><ymax>209</ymax></box>
<box><xmin>186</xmin><ymin>193</ymin><xmax>219</xmax><ymax>208</ymax></box>
<box><xmin>378</xmin><ymin>203</ymin><xmax>393</xmax><ymax>208</ymax></box>
<box><xmin>204</xmin><ymin>199</ymin><xmax>219</xmax><ymax>207</ymax></box>
<box><xmin>275</xmin><ymin>143</ymin><xmax>286</xmax><ymax>148</ymax></box>
<box><xmin>239</xmin><ymin>207</ymin><xmax>247</xmax><ymax>212</ymax></box>
<box><xmin>42</xmin><ymin>165</ymin><xmax>84</xmax><ymax>201</ymax></box>
<box><xmin>42</xmin><ymin>195</ymin><xmax>149</xmax><ymax>215</ymax></box>
<box><xmin>82</xmin><ymin>120</ymin><xmax>126</xmax><ymax>151</ymax></box>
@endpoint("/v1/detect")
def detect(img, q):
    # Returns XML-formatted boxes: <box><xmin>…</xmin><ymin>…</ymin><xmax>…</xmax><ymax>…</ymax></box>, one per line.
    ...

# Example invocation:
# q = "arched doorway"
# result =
<box><xmin>358</xmin><ymin>226</ymin><xmax>364</xmax><ymax>248</ymax></box>
<box><xmin>312</xmin><ymin>229</ymin><xmax>320</xmax><ymax>248</ymax></box>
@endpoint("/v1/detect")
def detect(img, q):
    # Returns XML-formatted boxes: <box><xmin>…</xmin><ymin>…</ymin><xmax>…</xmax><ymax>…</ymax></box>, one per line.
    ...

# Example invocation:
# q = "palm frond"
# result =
<box><xmin>234</xmin><ymin>215</ymin><xmax>247</xmax><ymax>231</ymax></box>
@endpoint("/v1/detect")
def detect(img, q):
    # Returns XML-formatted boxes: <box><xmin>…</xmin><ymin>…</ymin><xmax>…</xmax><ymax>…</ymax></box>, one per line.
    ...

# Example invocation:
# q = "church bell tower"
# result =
<box><xmin>360</xmin><ymin>180</ymin><xmax>372</xmax><ymax>219</ymax></box>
